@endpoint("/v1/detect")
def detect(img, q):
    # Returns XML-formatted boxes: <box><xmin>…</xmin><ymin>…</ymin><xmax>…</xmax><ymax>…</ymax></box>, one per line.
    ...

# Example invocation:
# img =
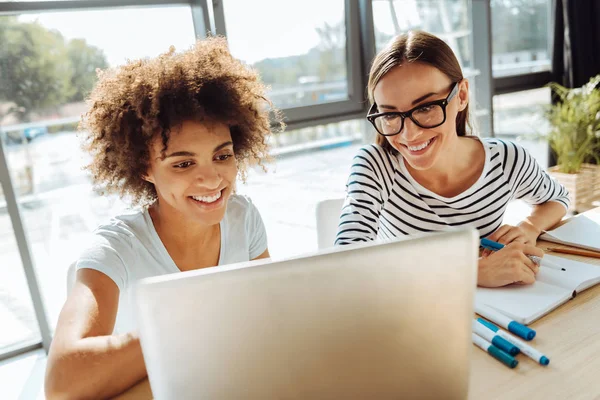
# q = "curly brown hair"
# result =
<box><xmin>80</xmin><ymin>36</ymin><xmax>283</xmax><ymax>206</ymax></box>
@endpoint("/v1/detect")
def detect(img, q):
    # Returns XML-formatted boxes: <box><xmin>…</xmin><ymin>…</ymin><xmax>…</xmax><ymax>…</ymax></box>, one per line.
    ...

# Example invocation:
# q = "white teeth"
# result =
<box><xmin>408</xmin><ymin>139</ymin><xmax>432</xmax><ymax>152</ymax></box>
<box><xmin>192</xmin><ymin>190</ymin><xmax>222</xmax><ymax>203</ymax></box>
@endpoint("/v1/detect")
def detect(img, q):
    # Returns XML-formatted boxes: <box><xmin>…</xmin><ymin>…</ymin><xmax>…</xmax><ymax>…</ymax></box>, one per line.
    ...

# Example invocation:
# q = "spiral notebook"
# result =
<box><xmin>475</xmin><ymin>255</ymin><xmax>600</xmax><ymax>325</ymax></box>
<box><xmin>539</xmin><ymin>212</ymin><xmax>600</xmax><ymax>252</ymax></box>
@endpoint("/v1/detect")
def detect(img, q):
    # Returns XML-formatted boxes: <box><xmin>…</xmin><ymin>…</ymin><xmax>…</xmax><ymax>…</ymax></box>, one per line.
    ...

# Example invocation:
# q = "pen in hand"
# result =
<box><xmin>528</xmin><ymin>255</ymin><xmax>565</xmax><ymax>271</ymax></box>
<box><xmin>480</xmin><ymin>238</ymin><xmax>565</xmax><ymax>271</ymax></box>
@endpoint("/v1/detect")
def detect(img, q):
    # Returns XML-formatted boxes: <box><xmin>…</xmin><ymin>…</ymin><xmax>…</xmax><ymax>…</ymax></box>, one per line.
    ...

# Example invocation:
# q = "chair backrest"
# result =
<box><xmin>315</xmin><ymin>198</ymin><xmax>345</xmax><ymax>250</ymax></box>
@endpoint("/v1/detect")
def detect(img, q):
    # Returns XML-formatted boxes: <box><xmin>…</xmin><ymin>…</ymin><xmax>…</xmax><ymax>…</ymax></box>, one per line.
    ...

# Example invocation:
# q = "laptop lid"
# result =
<box><xmin>134</xmin><ymin>228</ymin><xmax>478</xmax><ymax>399</ymax></box>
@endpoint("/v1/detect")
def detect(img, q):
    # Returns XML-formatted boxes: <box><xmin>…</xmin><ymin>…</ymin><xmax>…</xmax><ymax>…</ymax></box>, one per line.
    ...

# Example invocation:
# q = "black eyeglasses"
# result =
<box><xmin>367</xmin><ymin>82</ymin><xmax>459</xmax><ymax>137</ymax></box>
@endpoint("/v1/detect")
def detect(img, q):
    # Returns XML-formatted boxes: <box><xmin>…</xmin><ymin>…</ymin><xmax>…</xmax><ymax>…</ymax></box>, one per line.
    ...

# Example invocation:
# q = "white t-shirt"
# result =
<box><xmin>76</xmin><ymin>194</ymin><xmax>268</xmax><ymax>334</ymax></box>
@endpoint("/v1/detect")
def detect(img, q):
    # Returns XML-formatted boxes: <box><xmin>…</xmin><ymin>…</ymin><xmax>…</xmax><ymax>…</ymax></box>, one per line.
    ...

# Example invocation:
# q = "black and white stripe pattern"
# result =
<box><xmin>335</xmin><ymin>138</ymin><xmax>570</xmax><ymax>246</ymax></box>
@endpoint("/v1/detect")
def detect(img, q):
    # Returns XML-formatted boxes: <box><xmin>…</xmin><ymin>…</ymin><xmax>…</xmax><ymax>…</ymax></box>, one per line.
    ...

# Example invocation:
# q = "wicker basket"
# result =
<box><xmin>548</xmin><ymin>163</ymin><xmax>600</xmax><ymax>213</ymax></box>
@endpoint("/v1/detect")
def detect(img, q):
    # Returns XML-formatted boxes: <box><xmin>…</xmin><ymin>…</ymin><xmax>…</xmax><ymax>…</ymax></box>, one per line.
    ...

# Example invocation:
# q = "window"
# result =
<box><xmin>491</xmin><ymin>0</ymin><xmax>552</xmax><ymax>77</ymax></box>
<box><xmin>0</xmin><ymin>216</ymin><xmax>41</xmax><ymax>355</ymax></box>
<box><xmin>217</xmin><ymin>0</ymin><xmax>363</xmax><ymax>126</ymax></box>
<box><xmin>493</xmin><ymin>87</ymin><xmax>551</xmax><ymax>168</ymax></box>
<box><xmin>0</xmin><ymin>6</ymin><xmax>197</xmax><ymax>343</ymax></box>
<box><xmin>222</xmin><ymin>0</ymin><xmax>347</xmax><ymax>109</ymax></box>
<box><xmin>237</xmin><ymin>118</ymin><xmax>369</xmax><ymax>259</ymax></box>
<box><xmin>493</xmin><ymin>86</ymin><xmax>551</xmax><ymax>137</ymax></box>
<box><xmin>372</xmin><ymin>0</ymin><xmax>473</xmax><ymax>71</ymax></box>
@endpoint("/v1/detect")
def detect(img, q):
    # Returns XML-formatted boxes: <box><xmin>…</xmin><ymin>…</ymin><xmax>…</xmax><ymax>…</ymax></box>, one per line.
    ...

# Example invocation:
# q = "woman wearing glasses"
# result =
<box><xmin>335</xmin><ymin>31</ymin><xmax>569</xmax><ymax>288</ymax></box>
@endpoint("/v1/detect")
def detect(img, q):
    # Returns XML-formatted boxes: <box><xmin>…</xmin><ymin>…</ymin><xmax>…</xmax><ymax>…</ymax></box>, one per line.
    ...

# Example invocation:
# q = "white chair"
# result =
<box><xmin>315</xmin><ymin>198</ymin><xmax>345</xmax><ymax>250</ymax></box>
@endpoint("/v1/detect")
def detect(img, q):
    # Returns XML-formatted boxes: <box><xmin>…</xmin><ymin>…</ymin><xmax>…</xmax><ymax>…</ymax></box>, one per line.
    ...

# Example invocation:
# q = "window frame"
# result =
<box><xmin>0</xmin><ymin>136</ymin><xmax>51</xmax><ymax>361</ymax></box>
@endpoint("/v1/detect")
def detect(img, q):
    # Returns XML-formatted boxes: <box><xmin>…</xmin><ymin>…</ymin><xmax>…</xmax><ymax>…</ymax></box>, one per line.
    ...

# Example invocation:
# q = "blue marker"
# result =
<box><xmin>472</xmin><ymin>333</ymin><xmax>518</xmax><ymax>368</ymax></box>
<box><xmin>475</xmin><ymin>303</ymin><xmax>536</xmax><ymax>341</ymax></box>
<box><xmin>477</xmin><ymin>318</ymin><xmax>550</xmax><ymax>366</ymax></box>
<box><xmin>472</xmin><ymin>320</ymin><xmax>520</xmax><ymax>356</ymax></box>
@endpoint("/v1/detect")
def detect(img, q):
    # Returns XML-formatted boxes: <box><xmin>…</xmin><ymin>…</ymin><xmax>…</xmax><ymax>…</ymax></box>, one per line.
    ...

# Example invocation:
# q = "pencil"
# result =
<box><xmin>546</xmin><ymin>246</ymin><xmax>600</xmax><ymax>259</ymax></box>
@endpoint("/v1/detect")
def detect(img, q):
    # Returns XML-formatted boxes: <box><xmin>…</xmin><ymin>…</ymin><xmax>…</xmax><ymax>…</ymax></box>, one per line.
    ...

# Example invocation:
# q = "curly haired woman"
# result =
<box><xmin>45</xmin><ymin>37</ymin><xmax>283</xmax><ymax>399</ymax></box>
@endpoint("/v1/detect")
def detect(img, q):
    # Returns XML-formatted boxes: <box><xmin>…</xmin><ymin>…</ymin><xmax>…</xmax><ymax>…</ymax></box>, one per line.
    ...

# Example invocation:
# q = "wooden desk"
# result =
<box><xmin>470</xmin><ymin>208</ymin><xmax>600</xmax><ymax>399</ymax></box>
<box><xmin>116</xmin><ymin>209</ymin><xmax>600</xmax><ymax>400</ymax></box>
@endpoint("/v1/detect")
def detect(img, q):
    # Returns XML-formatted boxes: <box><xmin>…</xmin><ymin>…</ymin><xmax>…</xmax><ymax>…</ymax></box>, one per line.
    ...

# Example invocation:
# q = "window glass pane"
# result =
<box><xmin>238</xmin><ymin>119</ymin><xmax>368</xmax><ymax>258</ymax></box>
<box><xmin>0</xmin><ymin>189</ymin><xmax>41</xmax><ymax>354</ymax></box>
<box><xmin>373</xmin><ymin>0</ymin><xmax>473</xmax><ymax>71</ymax></box>
<box><xmin>493</xmin><ymin>87</ymin><xmax>550</xmax><ymax>167</ymax></box>
<box><xmin>222</xmin><ymin>0</ymin><xmax>348</xmax><ymax>108</ymax></box>
<box><xmin>493</xmin><ymin>86</ymin><xmax>550</xmax><ymax>137</ymax></box>
<box><xmin>0</xmin><ymin>6</ymin><xmax>196</xmax><ymax>331</ymax></box>
<box><xmin>491</xmin><ymin>0</ymin><xmax>551</xmax><ymax>77</ymax></box>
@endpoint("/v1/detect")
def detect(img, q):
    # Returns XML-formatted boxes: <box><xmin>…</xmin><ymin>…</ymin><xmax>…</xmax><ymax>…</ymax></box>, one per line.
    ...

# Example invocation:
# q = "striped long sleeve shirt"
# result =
<box><xmin>335</xmin><ymin>138</ymin><xmax>570</xmax><ymax>246</ymax></box>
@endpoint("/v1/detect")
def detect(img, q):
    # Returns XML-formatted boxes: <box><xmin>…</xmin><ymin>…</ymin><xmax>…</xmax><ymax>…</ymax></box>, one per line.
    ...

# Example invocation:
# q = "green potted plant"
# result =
<box><xmin>546</xmin><ymin>74</ymin><xmax>600</xmax><ymax>213</ymax></box>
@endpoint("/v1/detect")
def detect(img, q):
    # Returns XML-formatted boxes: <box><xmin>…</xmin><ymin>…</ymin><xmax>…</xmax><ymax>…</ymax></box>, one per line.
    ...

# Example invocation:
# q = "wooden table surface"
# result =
<box><xmin>114</xmin><ymin>209</ymin><xmax>600</xmax><ymax>400</ymax></box>
<box><xmin>469</xmin><ymin>208</ymin><xmax>600</xmax><ymax>399</ymax></box>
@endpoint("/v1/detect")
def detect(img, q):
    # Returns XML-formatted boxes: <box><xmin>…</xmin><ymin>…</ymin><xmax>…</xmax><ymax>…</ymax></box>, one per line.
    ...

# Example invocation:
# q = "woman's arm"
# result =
<box><xmin>518</xmin><ymin>201</ymin><xmax>567</xmax><ymax>241</ymax></box>
<box><xmin>490</xmin><ymin>141</ymin><xmax>569</xmax><ymax>246</ymax></box>
<box><xmin>335</xmin><ymin>146</ymin><xmax>388</xmax><ymax>246</ymax></box>
<box><xmin>45</xmin><ymin>269</ymin><xmax>147</xmax><ymax>399</ymax></box>
<box><xmin>489</xmin><ymin>202</ymin><xmax>568</xmax><ymax>245</ymax></box>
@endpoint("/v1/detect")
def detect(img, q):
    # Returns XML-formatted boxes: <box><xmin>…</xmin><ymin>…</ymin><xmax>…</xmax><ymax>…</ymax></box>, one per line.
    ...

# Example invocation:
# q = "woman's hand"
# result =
<box><xmin>487</xmin><ymin>222</ymin><xmax>541</xmax><ymax>246</ymax></box>
<box><xmin>478</xmin><ymin>242</ymin><xmax>544</xmax><ymax>288</ymax></box>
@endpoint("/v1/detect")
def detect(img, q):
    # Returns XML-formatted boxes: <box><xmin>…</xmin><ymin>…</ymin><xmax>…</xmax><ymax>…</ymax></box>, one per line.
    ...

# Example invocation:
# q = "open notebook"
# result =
<box><xmin>540</xmin><ymin>212</ymin><xmax>600</xmax><ymax>252</ymax></box>
<box><xmin>475</xmin><ymin>254</ymin><xmax>600</xmax><ymax>325</ymax></box>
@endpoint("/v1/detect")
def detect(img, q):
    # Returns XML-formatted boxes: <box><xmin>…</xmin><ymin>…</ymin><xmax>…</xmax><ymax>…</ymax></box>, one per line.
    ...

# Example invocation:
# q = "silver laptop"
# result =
<box><xmin>134</xmin><ymin>229</ymin><xmax>478</xmax><ymax>400</ymax></box>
